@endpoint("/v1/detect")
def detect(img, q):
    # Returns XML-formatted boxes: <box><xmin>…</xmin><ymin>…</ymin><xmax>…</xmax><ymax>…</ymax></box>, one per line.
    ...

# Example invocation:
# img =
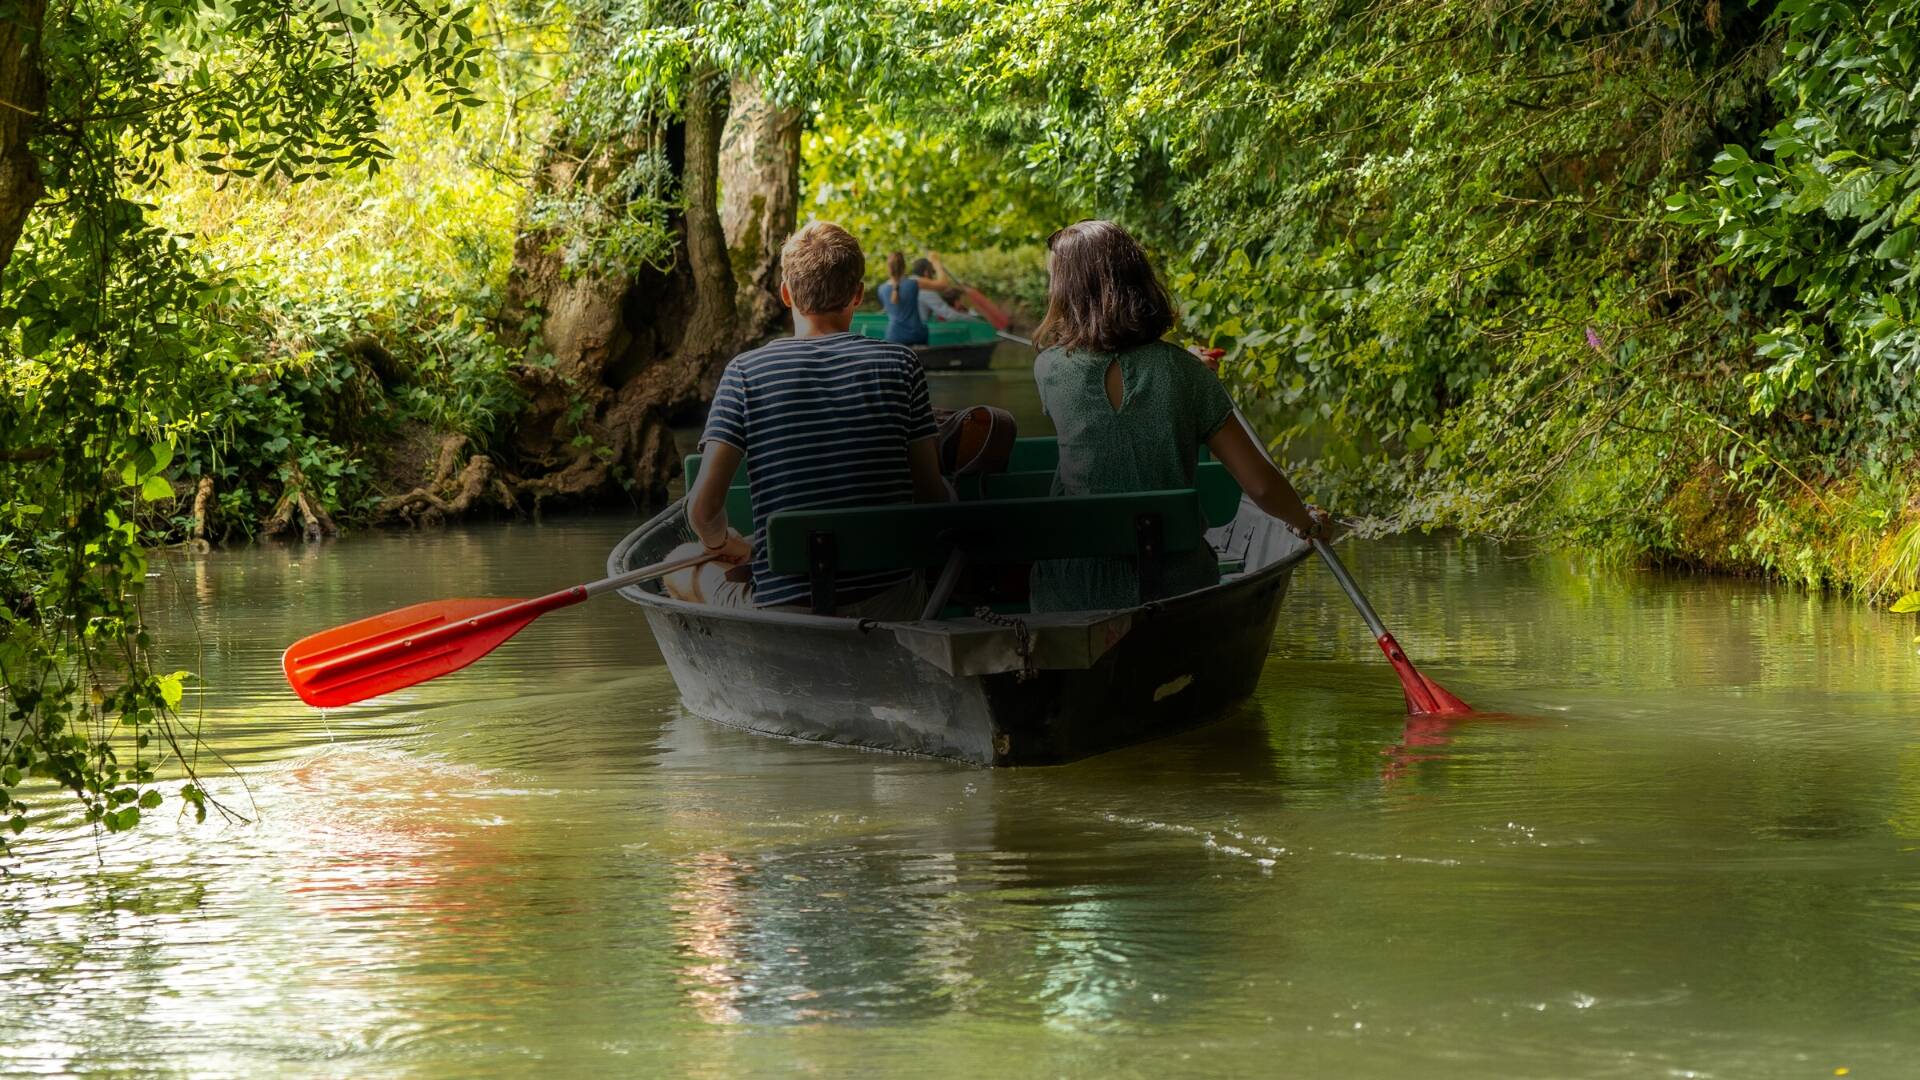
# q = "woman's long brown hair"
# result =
<box><xmin>1033</xmin><ymin>220</ymin><xmax>1173</xmax><ymax>352</ymax></box>
<box><xmin>885</xmin><ymin>251</ymin><xmax>906</xmax><ymax>283</ymax></box>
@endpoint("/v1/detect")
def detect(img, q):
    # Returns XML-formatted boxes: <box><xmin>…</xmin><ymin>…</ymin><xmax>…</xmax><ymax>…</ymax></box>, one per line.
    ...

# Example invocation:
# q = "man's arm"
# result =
<box><xmin>689</xmin><ymin>441</ymin><xmax>746</xmax><ymax>550</ymax></box>
<box><xmin>907</xmin><ymin>438</ymin><xmax>951</xmax><ymax>503</ymax></box>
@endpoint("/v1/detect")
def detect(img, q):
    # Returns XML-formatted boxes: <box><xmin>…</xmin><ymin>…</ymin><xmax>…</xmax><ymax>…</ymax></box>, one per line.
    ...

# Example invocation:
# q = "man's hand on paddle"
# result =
<box><xmin>662</xmin><ymin>529</ymin><xmax>749</xmax><ymax>604</ymax></box>
<box><xmin>701</xmin><ymin>530</ymin><xmax>751</xmax><ymax>564</ymax></box>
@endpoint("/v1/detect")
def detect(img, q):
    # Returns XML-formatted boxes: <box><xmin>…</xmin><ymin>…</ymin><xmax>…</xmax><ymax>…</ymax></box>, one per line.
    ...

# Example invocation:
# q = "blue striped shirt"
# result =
<box><xmin>701</xmin><ymin>332</ymin><xmax>937</xmax><ymax>608</ymax></box>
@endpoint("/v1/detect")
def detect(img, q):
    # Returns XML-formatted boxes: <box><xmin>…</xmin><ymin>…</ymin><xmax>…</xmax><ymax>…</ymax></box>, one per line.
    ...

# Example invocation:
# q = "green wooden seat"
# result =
<box><xmin>684</xmin><ymin>439</ymin><xmax>1238</xmax><ymax>537</ymax></box>
<box><xmin>765</xmin><ymin>490</ymin><xmax>1207</xmax><ymax>614</ymax></box>
<box><xmin>1007</xmin><ymin>436</ymin><xmax>1210</xmax><ymax>473</ymax></box>
<box><xmin>980</xmin><ymin>460</ymin><xmax>1242</xmax><ymax>526</ymax></box>
<box><xmin>926</xmin><ymin>319</ymin><xmax>999</xmax><ymax>346</ymax></box>
<box><xmin>1007</xmin><ymin>437</ymin><xmax>1058</xmax><ymax>471</ymax></box>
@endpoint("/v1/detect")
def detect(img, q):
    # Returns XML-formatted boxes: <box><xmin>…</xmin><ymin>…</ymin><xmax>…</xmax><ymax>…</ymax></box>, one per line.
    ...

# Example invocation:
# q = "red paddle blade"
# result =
<box><xmin>961</xmin><ymin>286</ymin><xmax>1012</xmax><ymax>331</ymax></box>
<box><xmin>283</xmin><ymin>597</ymin><xmax>542</xmax><ymax>708</ymax></box>
<box><xmin>1374</xmin><ymin>632</ymin><xmax>1474</xmax><ymax>717</ymax></box>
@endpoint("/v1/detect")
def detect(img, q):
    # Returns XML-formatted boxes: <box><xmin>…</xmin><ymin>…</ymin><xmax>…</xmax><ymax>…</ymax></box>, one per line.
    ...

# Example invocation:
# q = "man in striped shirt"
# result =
<box><xmin>676</xmin><ymin>221</ymin><xmax>948</xmax><ymax>616</ymax></box>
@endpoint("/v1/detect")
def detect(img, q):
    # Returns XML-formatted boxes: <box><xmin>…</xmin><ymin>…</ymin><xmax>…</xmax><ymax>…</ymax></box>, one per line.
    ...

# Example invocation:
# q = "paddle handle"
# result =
<box><xmin>494</xmin><ymin>549</ymin><xmax>721</xmax><ymax>623</ymax></box>
<box><xmin>584</xmin><ymin>549</ymin><xmax>722</xmax><ymax>598</ymax></box>
<box><xmin>1228</xmin><ymin>406</ymin><xmax>1452</xmax><ymax>715</ymax></box>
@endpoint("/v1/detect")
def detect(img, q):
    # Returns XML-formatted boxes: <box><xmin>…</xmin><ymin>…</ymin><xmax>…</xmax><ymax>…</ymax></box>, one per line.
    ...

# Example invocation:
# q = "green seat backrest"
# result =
<box><xmin>682</xmin><ymin>452</ymin><xmax>753</xmax><ymax>524</ymax></box>
<box><xmin>1005</xmin><ymin>437</ymin><xmax>1213</xmax><ymax>473</ymax></box>
<box><xmin>926</xmin><ymin>319</ymin><xmax>999</xmax><ymax>346</ymax></box>
<box><xmin>765</xmin><ymin>490</ymin><xmax>1205</xmax><ymax>575</ymax></box>
<box><xmin>852</xmin><ymin>311</ymin><xmax>888</xmax><ymax>339</ymax></box>
<box><xmin>926</xmin><ymin>322</ymin><xmax>970</xmax><ymax>347</ymax></box>
<box><xmin>1008</xmin><ymin>437</ymin><xmax>1058</xmax><ymax>471</ymax></box>
<box><xmin>980</xmin><ymin>461</ymin><xmax>1242</xmax><ymax>526</ymax></box>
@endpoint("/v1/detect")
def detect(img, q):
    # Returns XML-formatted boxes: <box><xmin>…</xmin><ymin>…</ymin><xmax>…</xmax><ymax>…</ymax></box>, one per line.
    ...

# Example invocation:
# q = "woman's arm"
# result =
<box><xmin>911</xmin><ymin>251</ymin><xmax>956</xmax><ymax>290</ymax></box>
<box><xmin>1206</xmin><ymin>419</ymin><xmax>1328</xmax><ymax>539</ymax></box>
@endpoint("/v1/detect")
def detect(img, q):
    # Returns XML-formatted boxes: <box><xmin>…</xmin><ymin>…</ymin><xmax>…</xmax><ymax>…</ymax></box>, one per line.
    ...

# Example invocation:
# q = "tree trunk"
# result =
<box><xmin>454</xmin><ymin>65</ymin><xmax>743</xmax><ymax>518</ymax></box>
<box><xmin>620</xmin><ymin>64</ymin><xmax>737</xmax><ymax>407</ymax></box>
<box><xmin>0</xmin><ymin>0</ymin><xmax>46</xmax><ymax>279</ymax></box>
<box><xmin>720</xmin><ymin>78</ymin><xmax>803</xmax><ymax>343</ymax></box>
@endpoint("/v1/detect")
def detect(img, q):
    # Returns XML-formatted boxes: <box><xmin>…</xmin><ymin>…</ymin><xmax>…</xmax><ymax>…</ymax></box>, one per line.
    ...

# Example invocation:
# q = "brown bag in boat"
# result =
<box><xmin>933</xmin><ymin>404</ymin><xmax>1017</xmax><ymax>477</ymax></box>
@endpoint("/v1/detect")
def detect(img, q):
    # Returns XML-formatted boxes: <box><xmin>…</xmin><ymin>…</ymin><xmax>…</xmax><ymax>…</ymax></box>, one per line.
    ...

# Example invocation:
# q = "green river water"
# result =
<box><xmin>4</xmin><ymin>358</ymin><xmax>1920</xmax><ymax>1078</ymax></box>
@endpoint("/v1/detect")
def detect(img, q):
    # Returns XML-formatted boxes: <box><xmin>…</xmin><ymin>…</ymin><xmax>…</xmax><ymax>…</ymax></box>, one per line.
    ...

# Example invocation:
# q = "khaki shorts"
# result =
<box><xmin>741</xmin><ymin>574</ymin><xmax>927</xmax><ymax>621</ymax></box>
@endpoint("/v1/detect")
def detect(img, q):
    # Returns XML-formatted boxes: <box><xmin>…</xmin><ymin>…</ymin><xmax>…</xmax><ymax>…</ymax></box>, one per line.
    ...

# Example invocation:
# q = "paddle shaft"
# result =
<box><xmin>1227</xmin><ymin>408</ymin><xmax>1464</xmax><ymax>715</ymax></box>
<box><xmin>1309</xmin><ymin>536</ymin><xmax>1443</xmax><ymax>714</ymax></box>
<box><xmin>294</xmin><ymin>550</ymin><xmax>718</xmax><ymax>692</ymax></box>
<box><xmin>416</xmin><ymin>547</ymin><xmax>719</xmax><ymax>640</ymax></box>
<box><xmin>1309</xmin><ymin>537</ymin><xmax>1388</xmax><ymax>638</ymax></box>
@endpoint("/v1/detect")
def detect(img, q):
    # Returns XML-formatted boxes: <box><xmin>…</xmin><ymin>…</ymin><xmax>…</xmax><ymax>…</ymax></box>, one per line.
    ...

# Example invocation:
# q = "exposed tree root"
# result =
<box><xmin>189</xmin><ymin>475</ymin><xmax>215</xmax><ymax>552</ymax></box>
<box><xmin>263</xmin><ymin>463</ymin><xmax>338</xmax><ymax>541</ymax></box>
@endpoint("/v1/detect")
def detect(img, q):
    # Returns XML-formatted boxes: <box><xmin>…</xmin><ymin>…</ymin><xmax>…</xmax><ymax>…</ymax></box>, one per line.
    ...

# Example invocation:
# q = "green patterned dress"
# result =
<box><xmin>1029</xmin><ymin>340</ymin><xmax>1236</xmax><ymax>613</ymax></box>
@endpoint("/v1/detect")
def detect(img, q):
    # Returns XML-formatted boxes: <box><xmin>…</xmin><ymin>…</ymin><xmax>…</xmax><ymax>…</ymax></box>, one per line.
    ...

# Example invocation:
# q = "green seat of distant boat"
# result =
<box><xmin>851</xmin><ymin>310</ymin><xmax>999</xmax><ymax>346</ymax></box>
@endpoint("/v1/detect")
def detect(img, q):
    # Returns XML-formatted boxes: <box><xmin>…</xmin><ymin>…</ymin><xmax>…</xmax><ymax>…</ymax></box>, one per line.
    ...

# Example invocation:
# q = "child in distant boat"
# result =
<box><xmin>663</xmin><ymin>222</ymin><xmax>950</xmax><ymax>618</ymax></box>
<box><xmin>1027</xmin><ymin>219</ymin><xmax>1329</xmax><ymax>613</ymax></box>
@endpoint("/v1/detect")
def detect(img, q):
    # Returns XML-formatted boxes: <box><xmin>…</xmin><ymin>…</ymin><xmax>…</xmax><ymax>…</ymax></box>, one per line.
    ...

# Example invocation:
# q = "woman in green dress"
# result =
<box><xmin>1029</xmin><ymin>219</ymin><xmax>1328</xmax><ymax>613</ymax></box>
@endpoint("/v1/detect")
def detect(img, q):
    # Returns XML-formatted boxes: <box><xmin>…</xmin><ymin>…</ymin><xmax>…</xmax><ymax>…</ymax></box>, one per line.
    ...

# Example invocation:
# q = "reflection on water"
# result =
<box><xmin>3</xmin><ymin>356</ymin><xmax>1919</xmax><ymax>1076</ymax></box>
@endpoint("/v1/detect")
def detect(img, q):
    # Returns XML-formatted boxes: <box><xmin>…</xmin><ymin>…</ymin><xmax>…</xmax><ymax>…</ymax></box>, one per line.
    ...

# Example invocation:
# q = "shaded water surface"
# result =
<box><xmin>5</xmin><ymin>360</ymin><xmax>1920</xmax><ymax>1077</ymax></box>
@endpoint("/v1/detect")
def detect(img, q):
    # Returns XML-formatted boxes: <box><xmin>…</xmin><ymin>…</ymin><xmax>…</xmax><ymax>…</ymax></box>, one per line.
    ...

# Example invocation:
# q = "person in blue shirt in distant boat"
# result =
<box><xmin>664</xmin><ymin>222</ymin><xmax>951</xmax><ymax>619</ymax></box>
<box><xmin>876</xmin><ymin>250</ymin><xmax>957</xmax><ymax>344</ymax></box>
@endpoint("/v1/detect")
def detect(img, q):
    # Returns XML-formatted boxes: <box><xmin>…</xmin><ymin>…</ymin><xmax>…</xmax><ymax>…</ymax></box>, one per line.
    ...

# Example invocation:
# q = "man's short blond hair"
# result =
<box><xmin>781</xmin><ymin>221</ymin><xmax>866</xmax><ymax>315</ymax></box>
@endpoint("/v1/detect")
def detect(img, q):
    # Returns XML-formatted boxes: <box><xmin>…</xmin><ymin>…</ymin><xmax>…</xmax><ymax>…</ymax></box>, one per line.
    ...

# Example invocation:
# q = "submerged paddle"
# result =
<box><xmin>1308</xmin><ymin>537</ymin><xmax>1472</xmax><ymax>716</ymax></box>
<box><xmin>283</xmin><ymin>550</ymin><xmax>719</xmax><ymax>708</ymax></box>
<box><xmin>1226</xmin><ymin>406</ymin><xmax>1472</xmax><ymax>717</ymax></box>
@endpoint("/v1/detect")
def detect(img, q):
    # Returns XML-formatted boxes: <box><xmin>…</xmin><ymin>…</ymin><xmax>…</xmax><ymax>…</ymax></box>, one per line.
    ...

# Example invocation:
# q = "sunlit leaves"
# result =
<box><xmin>2</xmin><ymin>0</ymin><xmax>488</xmax><ymax>850</ymax></box>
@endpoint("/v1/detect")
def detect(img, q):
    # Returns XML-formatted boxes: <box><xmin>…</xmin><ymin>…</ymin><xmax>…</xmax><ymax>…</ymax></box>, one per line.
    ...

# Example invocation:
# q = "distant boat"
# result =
<box><xmin>607</xmin><ymin>437</ymin><xmax>1312</xmax><ymax>765</ymax></box>
<box><xmin>851</xmin><ymin>311</ymin><xmax>1002</xmax><ymax>371</ymax></box>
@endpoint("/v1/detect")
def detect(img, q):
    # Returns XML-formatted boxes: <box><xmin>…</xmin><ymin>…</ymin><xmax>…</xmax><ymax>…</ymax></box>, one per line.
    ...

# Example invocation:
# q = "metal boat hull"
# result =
<box><xmin>611</xmin><ymin>497</ymin><xmax>1309</xmax><ymax>766</ymax></box>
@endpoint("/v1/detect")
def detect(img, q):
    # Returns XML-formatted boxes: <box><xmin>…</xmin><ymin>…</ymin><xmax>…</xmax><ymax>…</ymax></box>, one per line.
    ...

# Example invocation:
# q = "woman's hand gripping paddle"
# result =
<box><xmin>282</xmin><ymin>550</ymin><xmax>720</xmax><ymax>708</ymax></box>
<box><xmin>1225</xmin><ymin>403</ymin><xmax>1472</xmax><ymax>717</ymax></box>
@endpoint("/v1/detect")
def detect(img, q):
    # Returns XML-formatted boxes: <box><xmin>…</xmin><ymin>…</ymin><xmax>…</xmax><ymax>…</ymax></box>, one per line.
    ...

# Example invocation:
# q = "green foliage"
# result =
<box><xmin>1</xmin><ymin>0</ymin><xmax>486</xmax><ymax>849</ymax></box>
<box><xmin>773</xmin><ymin>0</ymin><xmax>1919</xmax><ymax>596</ymax></box>
<box><xmin>802</xmin><ymin>107</ymin><xmax>1069</xmax><ymax>257</ymax></box>
<box><xmin>1671</xmin><ymin>0</ymin><xmax>1920</xmax><ymax>434</ymax></box>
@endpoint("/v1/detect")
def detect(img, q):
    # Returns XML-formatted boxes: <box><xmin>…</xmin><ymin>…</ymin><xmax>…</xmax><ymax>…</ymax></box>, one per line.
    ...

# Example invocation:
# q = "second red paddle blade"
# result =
<box><xmin>1375</xmin><ymin>631</ymin><xmax>1474</xmax><ymax>716</ymax></box>
<box><xmin>282</xmin><ymin>597</ymin><xmax>535</xmax><ymax>708</ymax></box>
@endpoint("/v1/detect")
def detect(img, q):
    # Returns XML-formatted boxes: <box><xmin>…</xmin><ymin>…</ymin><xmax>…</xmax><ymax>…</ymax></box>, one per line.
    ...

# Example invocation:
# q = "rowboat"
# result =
<box><xmin>850</xmin><ymin>311</ymin><xmax>1001</xmax><ymax>371</ymax></box>
<box><xmin>606</xmin><ymin>436</ymin><xmax>1313</xmax><ymax>766</ymax></box>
